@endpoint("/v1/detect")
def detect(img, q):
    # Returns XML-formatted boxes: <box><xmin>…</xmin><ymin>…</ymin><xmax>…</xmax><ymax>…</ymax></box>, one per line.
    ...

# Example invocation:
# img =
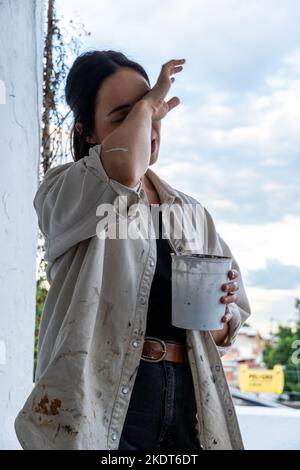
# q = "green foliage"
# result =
<box><xmin>33</xmin><ymin>276</ymin><xmax>48</xmax><ymax>382</ymax></box>
<box><xmin>263</xmin><ymin>299</ymin><xmax>300</xmax><ymax>396</ymax></box>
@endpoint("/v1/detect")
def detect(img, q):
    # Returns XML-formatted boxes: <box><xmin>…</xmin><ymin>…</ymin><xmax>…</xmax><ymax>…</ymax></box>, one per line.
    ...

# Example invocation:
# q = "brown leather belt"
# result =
<box><xmin>141</xmin><ymin>336</ymin><xmax>188</xmax><ymax>364</ymax></box>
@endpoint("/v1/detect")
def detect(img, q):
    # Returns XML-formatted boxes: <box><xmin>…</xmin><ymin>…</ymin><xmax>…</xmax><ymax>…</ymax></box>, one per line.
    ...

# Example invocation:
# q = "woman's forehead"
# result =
<box><xmin>98</xmin><ymin>69</ymin><xmax>150</xmax><ymax>110</ymax></box>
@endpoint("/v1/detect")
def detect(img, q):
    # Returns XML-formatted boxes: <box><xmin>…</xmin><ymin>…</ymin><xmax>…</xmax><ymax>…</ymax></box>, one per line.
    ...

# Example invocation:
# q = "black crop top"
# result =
<box><xmin>144</xmin><ymin>206</ymin><xmax>186</xmax><ymax>344</ymax></box>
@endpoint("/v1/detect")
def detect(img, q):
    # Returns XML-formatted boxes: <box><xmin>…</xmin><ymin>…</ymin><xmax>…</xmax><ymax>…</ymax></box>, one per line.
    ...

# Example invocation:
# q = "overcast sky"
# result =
<box><xmin>57</xmin><ymin>0</ymin><xmax>300</xmax><ymax>335</ymax></box>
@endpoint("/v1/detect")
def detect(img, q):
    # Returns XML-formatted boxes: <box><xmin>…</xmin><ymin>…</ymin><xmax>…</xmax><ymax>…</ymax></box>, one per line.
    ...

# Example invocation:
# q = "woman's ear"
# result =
<box><xmin>75</xmin><ymin>122</ymin><xmax>83</xmax><ymax>135</ymax></box>
<box><xmin>75</xmin><ymin>122</ymin><xmax>97</xmax><ymax>144</ymax></box>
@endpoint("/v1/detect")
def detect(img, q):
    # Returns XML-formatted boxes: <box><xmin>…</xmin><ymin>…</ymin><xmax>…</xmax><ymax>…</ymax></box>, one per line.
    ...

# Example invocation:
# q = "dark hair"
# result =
<box><xmin>65</xmin><ymin>50</ymin><xmax>150</xmax><ymax>161</ymax></box>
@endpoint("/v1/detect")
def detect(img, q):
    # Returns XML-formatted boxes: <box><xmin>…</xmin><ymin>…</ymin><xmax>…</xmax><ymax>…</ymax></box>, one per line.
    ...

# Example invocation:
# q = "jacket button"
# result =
<box><xmin>122</xmin><ymin>387</ymin><xmax>129</xmax><ymax>395</ymax></box>
<box><xmin>111</xmin><ymin>431</ymin><xmax>118</xmax><ymax>441</ymax></box>
<box><xmin>132</xmin><ymin>340</ymin><xmax>140</xmax><ymax>348</ymax></box>
<box><xmin>150</xmin><ymin>260</ymin><xmax>155</xmax><ymax>267</ymax></box>
<box><xmin>178</xmin><ymin>245</ymin><xmax>183</xmax><ymax>252</ymax></box>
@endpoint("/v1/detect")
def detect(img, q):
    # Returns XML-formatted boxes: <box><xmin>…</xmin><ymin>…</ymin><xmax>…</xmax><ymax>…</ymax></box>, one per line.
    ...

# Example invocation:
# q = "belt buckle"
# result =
<box><xmin>141</xmin><ymin>336</ymin><xmax>167</xmax><ymax>363</ymax></box>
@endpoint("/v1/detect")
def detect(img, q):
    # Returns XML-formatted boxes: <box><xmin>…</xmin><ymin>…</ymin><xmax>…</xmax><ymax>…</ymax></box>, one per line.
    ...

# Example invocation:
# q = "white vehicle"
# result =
<box><xmin>231</xmin><ymin>388</ymin><xmax>300</xmax><ymax>450</ymax></box>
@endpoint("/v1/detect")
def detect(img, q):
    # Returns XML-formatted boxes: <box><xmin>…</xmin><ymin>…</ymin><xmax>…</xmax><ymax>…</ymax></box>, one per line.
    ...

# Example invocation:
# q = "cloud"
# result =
<box><xmin>244</xmin><ymin>286</ymin><xmax>300</xmax><ymax>336</ymax></box>
<box><xmin>246</xmin><ymin>259</ymin><xmax>300</xmax><ymax>290</ymax></box>
<box><xmin>59</xmin><ymin>0</ymin><xmax>300</xmax><ymax>90</ymax></box>
<box><xmin>215</xmin><ymin>215</ymin><xmax>300</xmax><ymax>272</ymax></box>
<box><xmin>155</xmin><ymin>50</ymin><xmax>300</xmax><ymax>224</ymax></box>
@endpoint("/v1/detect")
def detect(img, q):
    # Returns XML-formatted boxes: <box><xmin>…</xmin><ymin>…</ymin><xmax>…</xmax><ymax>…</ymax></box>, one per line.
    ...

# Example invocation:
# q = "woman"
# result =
<box><xmin>14</xmin><ymin>50</ymin><xmax>251</xmax><ymax>450</ymax></box>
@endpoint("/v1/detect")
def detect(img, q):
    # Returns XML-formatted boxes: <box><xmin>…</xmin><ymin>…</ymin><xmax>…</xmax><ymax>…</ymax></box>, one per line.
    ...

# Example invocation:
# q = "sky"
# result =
<box><xmin>57</xmin><ymin>0</ymin><xmax>300</xmax><ymax>336</ymax></box>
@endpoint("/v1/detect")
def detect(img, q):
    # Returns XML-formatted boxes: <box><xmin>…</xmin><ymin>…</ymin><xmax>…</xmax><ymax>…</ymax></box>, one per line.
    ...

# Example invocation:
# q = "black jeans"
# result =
<box><xmin>118</xmin><ymin>358</ymin><xmax>203</xmax><ymax>451</ymax></box>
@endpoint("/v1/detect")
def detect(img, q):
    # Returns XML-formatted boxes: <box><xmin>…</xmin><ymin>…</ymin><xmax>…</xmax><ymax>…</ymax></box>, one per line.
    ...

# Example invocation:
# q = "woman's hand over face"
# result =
<box><xmin>142</xmin><ymin>58</ymin><xmax>186</xmax><ymax>121</ymax></box>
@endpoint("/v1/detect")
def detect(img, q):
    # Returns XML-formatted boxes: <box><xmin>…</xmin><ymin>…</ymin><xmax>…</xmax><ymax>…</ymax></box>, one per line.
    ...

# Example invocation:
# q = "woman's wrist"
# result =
<box><xmin>137</xmin><ymin>98</ymin><xmax>156</xmax><ymax>116</ymax></box>
<box><xmin>210</xmin><ymin>321</ymin><xmax>230</xmax><ymax>346</ymax></box>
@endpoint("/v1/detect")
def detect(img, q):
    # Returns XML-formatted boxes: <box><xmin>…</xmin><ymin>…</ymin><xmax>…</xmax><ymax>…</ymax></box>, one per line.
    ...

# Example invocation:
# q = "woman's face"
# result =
<box><xmin>80</xmin><ymin>67</ymin><xmax>161</xmax><ymax>166</ymax></box>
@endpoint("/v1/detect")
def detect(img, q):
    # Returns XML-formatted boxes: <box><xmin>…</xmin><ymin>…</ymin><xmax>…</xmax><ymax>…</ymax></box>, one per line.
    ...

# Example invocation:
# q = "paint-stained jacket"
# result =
<box><xmin>14</xmin><ymin>144</ymin><xmax>251</xmax><ymax>450</ymax></box>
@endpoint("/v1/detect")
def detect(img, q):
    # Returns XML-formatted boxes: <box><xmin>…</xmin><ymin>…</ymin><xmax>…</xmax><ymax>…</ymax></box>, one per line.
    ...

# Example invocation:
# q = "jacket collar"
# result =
<box><xmin>141</xmin><ymin>166</ymin><xmax>181</xmax><ymax>207</ymax></box>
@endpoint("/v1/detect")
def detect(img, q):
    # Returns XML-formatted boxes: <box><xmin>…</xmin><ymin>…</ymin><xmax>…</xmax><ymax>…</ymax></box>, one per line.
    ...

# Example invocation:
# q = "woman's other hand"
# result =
<box><xmin>220</xmin><ymin>269</ymin><xmax>239</xmax><ymax>324</ymax></box>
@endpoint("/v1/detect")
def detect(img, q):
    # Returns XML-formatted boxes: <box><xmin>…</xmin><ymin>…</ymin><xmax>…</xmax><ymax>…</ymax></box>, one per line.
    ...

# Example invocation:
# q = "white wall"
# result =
<box><xmin>0</xmin><ymin>0</ymin><xmax>44</xmax><ymax>449</ymax></box>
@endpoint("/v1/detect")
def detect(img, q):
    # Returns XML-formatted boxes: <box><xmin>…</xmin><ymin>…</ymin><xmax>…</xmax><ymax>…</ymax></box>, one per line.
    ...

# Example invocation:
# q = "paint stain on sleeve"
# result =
<box><xmin>32</xmin><ymin>394</ymin><xmax>62</xmax><ymax>416</ymax></box>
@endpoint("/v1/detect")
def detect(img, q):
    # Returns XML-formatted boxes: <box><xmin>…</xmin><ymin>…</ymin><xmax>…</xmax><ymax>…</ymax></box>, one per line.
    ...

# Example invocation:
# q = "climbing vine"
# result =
<box><xmin>34</xmin><ymin>0</ymin><xmax>91</xmax><ymax>378</ymax></box>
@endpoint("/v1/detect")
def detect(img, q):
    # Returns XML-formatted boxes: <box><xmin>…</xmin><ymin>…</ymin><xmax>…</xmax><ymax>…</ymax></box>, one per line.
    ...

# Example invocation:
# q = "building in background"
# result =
<box><xmin>222</xmin><ymin>326</ymin><xmax>265</xmax><ymax>387</ymax></box>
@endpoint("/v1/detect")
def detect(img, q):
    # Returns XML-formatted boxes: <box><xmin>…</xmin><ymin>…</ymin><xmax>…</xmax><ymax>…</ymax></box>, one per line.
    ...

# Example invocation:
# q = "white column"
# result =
<box><xmin>0</xmin><ymin>0</ymin><xmax>44</xmax><ymax>449</ymax></box>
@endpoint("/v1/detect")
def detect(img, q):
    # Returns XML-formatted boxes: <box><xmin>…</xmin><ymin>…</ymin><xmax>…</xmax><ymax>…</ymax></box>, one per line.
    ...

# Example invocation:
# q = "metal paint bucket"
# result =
<box><xmin>171</xmin><ymin>253</ymin><xmax>233</xmax><ymax>331</ymax></box>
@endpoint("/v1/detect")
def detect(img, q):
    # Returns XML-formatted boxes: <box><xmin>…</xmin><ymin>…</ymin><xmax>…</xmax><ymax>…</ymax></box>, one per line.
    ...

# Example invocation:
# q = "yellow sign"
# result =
<box><xmin>238</xmin><ymin>365</ymin><xmax>284</xmax><ymax>394</ymax></box>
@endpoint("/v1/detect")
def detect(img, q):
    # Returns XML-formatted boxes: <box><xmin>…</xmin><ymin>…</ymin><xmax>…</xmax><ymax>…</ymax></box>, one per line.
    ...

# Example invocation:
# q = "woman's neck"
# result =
<box><xmin>141</xmin><ymin>173</ymin><xmax>161</xmax><ymax>205</ymax></box>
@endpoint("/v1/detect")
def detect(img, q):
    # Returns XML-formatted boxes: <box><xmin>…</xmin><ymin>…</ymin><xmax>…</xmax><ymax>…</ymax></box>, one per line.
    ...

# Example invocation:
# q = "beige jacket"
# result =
<box><xmin>14</xmin><ymin>144</ymin><xmax>251</xmax><ymax>450</ymax></box>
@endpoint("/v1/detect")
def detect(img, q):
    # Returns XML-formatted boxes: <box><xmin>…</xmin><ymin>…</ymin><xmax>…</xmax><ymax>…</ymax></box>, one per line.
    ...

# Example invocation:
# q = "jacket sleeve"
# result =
<box><xmin>204</xmin><ymin>207</ymin><xmax>252</xmax><ymax>357</ymax></box>
<box><xmin>34</xmin><ymin>144</ymin><xmax>141</xmax><ymax>263</ymax></box>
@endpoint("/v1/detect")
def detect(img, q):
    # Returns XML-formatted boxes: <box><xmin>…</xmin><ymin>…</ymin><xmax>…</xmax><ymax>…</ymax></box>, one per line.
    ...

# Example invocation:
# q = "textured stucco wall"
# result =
<box><xmin>0</xmin><ymin>0</ymin><xmax>44</xmax><ymax>449</ymax></box>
